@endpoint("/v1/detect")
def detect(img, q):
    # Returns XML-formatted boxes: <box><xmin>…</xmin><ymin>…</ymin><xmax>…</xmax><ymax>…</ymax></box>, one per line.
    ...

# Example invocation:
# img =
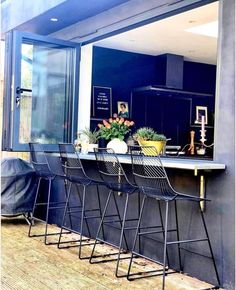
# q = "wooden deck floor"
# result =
<box><xmin>1</xmin><ymin>217</ymin><xmax>215</xmax><ymax>290</ymax></box>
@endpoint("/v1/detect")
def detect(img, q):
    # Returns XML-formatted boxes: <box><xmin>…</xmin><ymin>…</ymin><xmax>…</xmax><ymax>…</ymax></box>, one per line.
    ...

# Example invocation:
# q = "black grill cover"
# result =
<box><xmin>1</xmin><ymin>158</ymin><xmax>37</xmax><ymax>215</ymax></box>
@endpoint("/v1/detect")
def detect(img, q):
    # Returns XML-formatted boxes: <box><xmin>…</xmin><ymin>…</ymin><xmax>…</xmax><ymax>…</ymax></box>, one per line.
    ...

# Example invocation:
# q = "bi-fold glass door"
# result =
<box><xmin>2</xmin><ymin>30</ymin><xmax>80</xmax><ymax>151</ymax></box>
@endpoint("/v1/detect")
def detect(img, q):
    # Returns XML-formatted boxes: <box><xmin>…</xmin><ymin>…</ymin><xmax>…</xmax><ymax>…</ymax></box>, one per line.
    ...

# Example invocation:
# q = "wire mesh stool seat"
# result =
<box><xmin>89</xmin><ymin>148</ymin><xmax>145</xmax><ymax>278</ymax></box>
<box><xmin>28</xmin><ymin>142</ymin><xmax>71</xmax><ymax>245</ymax></box>
<box><xmin>127</xmin><ymin>146</ymin><xmax>220</xmax><ymax>290</ymax></box>
<box><xmin>57</xmin><ymin>143</ymin><xmax>107</xmax><ymax>259</ymax></box>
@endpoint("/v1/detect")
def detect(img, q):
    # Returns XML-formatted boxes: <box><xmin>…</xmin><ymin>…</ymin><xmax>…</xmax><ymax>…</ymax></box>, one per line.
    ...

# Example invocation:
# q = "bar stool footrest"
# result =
<box><xmin>127</xmin><ymin>269</ymin><xmax>176</xmax><ymax>281</ymax></box>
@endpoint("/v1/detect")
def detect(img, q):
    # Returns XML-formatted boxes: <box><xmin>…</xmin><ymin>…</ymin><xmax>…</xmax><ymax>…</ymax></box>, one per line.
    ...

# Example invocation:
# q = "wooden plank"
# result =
<box><xmin>1</xmin><ymin>217</ymin><xmax>219</xmax><ymax>290</ymax></box>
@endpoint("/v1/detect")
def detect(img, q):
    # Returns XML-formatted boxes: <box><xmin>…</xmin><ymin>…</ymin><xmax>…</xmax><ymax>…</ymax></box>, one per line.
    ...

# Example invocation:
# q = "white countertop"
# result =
<box><xmin>78</xmin><ymin>152</ymin><xmax>226</xmax><ymax>172</ymax></box>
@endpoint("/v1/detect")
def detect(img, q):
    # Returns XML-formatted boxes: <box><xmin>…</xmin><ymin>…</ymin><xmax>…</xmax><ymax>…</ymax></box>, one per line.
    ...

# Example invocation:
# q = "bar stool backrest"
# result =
<box><xmin>130</xmin><ymin>146</ymin><xmax>177</xmax><ymax>199</ymax></box>
<box><xmin>94</xmin><ymin>148</ymin><xmax>132</xmax><ymax>186</ymax></box>
<box><xmin>58</xmin><ymin>143</ymin><xmax>88</xmax><ymax>179</ymax></box>
<box><xmin>29</xmin><ymin>142</ymin><xmax>53</xmax><ymax>178</ymax></box>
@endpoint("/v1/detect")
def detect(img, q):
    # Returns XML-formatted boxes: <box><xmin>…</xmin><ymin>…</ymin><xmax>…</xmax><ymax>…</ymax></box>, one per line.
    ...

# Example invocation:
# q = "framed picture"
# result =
<box><xmin>195</xmin><ymin>106</ymin><xmax>208</xmax><ymax>124</ymax></box>
<box><xmin>117</xmin><ymin>101</ymin><xmax>129</xmax><ymax>118</ymax></box>
<box><xmin>92</xmin><ymin>86</ymin><xmax>112</xmax><ymax>119</ymax></box>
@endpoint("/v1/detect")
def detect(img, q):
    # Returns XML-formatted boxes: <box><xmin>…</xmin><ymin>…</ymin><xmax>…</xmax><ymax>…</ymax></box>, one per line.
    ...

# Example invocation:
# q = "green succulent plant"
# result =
<box><xmin>133</xmin><ymin>127</ymin><xmax>166</xmax><ymax>141</ymax></box>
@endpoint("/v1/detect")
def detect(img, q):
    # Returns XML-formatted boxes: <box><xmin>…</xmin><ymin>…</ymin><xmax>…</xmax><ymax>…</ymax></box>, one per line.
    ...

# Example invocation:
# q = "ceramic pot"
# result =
<box><xmin>138</xmin><ymin>140</ymin><xmax>166</xmax><ymax>155</ymax></box>
<box><xmin>106</xmin><ymin>138</ymin><xmax>128</xmax><ymax>154</ymax></box>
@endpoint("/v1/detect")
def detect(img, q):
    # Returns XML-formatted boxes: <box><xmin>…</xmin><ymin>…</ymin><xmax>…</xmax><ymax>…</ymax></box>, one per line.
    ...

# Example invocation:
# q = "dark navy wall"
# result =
<box><xmin>92</xmin><ymin>46</ymin><xmax>216</xmax><ymax>116</ymax></box>
<box><xmin>92</xmin><ymin>46</ymin><xmax>158</xmax><ymax>116</ymax></box>
<box><xmin>91</xmin><ymin>46</ymin><xmax>216</xmax><ymax>148</ymax></box>
<box><xmin>183</xmin><ymin>61</ymin><xmax>216</xmax><ymax>94</ymax></box>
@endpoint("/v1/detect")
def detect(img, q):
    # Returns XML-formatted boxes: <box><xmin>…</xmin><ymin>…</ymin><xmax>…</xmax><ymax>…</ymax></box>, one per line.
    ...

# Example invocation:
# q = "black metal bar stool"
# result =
<box><xmin>89</xmin><ymin>148</ymin><xmax>142</xmax><ymax>278</ymax></box>
<box><xmin>57</xmin><ymin>143</ymin><xmax>106</xmax><ymax>259</ymax></box>
<box><xmin>28</xmin><ymin>142</ymin><xmax>70</xmax><ymax>245</ymax></box>
<box><xmin>127</xmin><ymin>146</ymin><xmax>220</xmax><ymax>290</ymax></box>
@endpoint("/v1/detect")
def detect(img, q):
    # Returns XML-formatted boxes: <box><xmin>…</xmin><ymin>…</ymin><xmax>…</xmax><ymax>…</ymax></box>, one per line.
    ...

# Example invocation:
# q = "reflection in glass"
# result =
<box><xmin>19</xmin><ymin>42</ymin><xmax>74</xmax><ymax>144</ymax></box>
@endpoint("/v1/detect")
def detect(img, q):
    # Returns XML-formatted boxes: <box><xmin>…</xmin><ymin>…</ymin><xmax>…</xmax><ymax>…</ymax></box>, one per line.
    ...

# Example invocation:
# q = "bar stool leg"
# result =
<box><xmin>162</xmin><ymin>200</ymin><xmax>169</xmax><ymax>290</ymax></box>
<box><xmin>199</xmin><ymin>204</ymin><xmax>221</xmax><ymax>287</ymax></box>
<box><xmin>158</xmin><ymin>200</ymin><xmax>170</xmax><ymax>268</ymax></box>
<box><xmin>76</xmin><ymin>183</ymin><xmax>91</xmax><ymax>237</ymax></box>
<box><xmin>137</xmin><ymin>192</ymin><xmax>141</xmax><ymax>252</ymax></box>
<box><xmin>78</xmin><ymin>186</ymin><xmax>87</xmax><ymax>259</ymax></box>
<box><xmin>44</xmin><ymin>179</ymin><xmax>52</xmax><ymax>245</ymax></box>
<box><xmin>127</xmin><ymin>195</ymin><xmax>146</xmax><ymax>280</ymax></box>
<box><xmin>174</xmin><ymin>200</ymin><xmax>183</xmax><ymax>272</ymax></box>
<box><xmin>89</xmin><ymin>190</ymin><xmax>113</xmax><ymax>264</ymax></box>
<box><xmin>96</xmin><ymin>185</ymin><xmax>105</xmax><ymax>240</ymax></box>
<box><xmin>28</xmin><ymin>177</ymin><xmax>42</xmax><ymax>237</ymax></box>
<box><xmin>115</xmin><ymin>193</ymin><xmax>129</xmax><ymax>277</ymax></box>
<box><xmin>112</xmin><ymin>191</ymin><xmax>129</xmax><ymax>250</ymax></box>
<box><xmin>63</xmin><ymin>179</ymin><xmax>73</xmax><ymax>230</ymax></box>
<box><xmin>57</xmin><ymin>181</ymin><xmax>72</xmax><ymax>248</ymax></box>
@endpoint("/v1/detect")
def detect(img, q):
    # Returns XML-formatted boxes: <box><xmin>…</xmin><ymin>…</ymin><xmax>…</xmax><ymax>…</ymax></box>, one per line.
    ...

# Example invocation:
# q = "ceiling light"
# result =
<box><xmin>50</xmin><ymin>18</ymin><xmax>58</xmax><ymax>22</ymax></box>
<box><xmin>185</xmin><ymin>21</ymin><xmax>218</xmax><ymax>38</ymax></box>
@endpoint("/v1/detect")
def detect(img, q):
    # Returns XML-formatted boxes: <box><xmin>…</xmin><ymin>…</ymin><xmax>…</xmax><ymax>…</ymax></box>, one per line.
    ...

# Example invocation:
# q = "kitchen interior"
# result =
<box><xmin>90</xmin><ymin>1</ymin><xmax>218</xmax><ymax>158</ymax></box>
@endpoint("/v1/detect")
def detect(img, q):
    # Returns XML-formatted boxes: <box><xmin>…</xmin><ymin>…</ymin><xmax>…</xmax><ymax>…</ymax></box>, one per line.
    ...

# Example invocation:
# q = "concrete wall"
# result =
<box><xmin>1</xmin><ymin>0</ymin><xmax>66</xmax><ymax>35</ymax></box>
<box><xmin>213</xmin><ymin>0</ymin><xmax>235</xmax><ymax>288</ymax></box>
<box><xmin>51</xmin><ymin>0</ymin><xmax>211</xmax><ymax>42</ymax></box>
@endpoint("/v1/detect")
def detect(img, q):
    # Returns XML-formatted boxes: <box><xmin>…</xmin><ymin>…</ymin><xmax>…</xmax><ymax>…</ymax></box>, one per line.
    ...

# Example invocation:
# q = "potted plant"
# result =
<box><xmin>97</xmin><ymin>115</ymin><xmax>135</xmax><ymax>153</ymax></box>
<box><xmin>81</xmin><ymin>128</ymin><xmax>99</xmax><ymax>152</ymax></box>
<box><xmin>133</xmin><ymin>127</ymin><xmax>167</xmax><ymax>155</ymax></box>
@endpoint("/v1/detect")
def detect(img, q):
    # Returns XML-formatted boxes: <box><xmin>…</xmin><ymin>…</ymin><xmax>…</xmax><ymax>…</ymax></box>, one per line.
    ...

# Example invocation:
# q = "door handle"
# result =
<box><xmin>15</xmin><ymin>87</ymin><xmax>32</xmax><ymax>107</ymax></box>
<box><xmin>16</xmin><ymin>87</ymin><xmax>32</xmax><ymax>94</ymax></box>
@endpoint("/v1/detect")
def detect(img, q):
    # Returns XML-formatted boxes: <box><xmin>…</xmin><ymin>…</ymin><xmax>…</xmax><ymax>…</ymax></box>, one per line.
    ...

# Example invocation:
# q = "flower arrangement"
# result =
<box><xmin>98</xmin><ymin>114</ymin><xmax>134</xmax><ymax>141</ymax></box>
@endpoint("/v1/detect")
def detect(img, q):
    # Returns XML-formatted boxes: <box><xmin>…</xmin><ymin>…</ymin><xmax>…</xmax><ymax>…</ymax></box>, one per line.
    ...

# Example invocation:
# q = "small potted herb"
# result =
<box><xmin>133</xmin><ymin>127</ymin><xmax>167</xmax><ymax>155</ymax></box>
<box><xmin>81</xmin><ymin>128</ymin><xmax>99</xmax><ymax>152</ymax></box>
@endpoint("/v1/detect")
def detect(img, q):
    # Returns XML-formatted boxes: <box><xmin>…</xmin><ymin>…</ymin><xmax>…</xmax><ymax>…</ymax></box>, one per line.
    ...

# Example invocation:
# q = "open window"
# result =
<box><xmin>89</xmin><ymin>1</ymin><xmax>219</xmax><ymax>158</ymax></box>
<box><xmin>2</xmin><ymin>30</ymin><xmax>80</xmax><ymax>151</ymax></box>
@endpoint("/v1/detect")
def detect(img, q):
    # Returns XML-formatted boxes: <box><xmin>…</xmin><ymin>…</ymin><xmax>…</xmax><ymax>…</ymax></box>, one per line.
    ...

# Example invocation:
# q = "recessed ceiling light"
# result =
<box><xmin>50</xmin><ymin>18</ymin><xmax>58</xmax><ymax>22</ymax></box>
<box><xmin>185</xmin><ymin>21</ymin><xmax>218</xmax><ymax>38</ymax></box>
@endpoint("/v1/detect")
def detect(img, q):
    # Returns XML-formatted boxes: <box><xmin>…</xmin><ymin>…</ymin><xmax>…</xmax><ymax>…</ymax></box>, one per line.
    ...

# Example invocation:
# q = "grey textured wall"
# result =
<box><xmin>1</xmin><ymin>0</ymin><xmax>66</xmax><ymax>34</ymax></box>
<box><xmin>213</xmin><ymin>0</ymin><xmax>235</xmax><ymax>288</ymax></box>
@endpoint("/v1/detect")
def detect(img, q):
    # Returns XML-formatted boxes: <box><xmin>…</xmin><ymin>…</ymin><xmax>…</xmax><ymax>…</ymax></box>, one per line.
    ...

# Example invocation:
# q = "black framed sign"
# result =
<box><xmin>92</xmin><ymin>86</ymin><xmax>112</xmax><ymax>119</ymax></box>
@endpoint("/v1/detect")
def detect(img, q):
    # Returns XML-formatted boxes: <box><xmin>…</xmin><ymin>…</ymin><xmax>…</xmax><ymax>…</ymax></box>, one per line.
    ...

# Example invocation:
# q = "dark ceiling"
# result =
<box><xmin>17</xmin><ymin>0</ymin><xmax>130</xmax><ymax>35</ymax></box>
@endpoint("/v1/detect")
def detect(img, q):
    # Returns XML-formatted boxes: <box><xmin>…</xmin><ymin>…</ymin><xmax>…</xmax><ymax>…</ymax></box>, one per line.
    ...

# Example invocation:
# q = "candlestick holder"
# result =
<box><xmin>197</xmin><ymin>128</ymin><xmax>207</xmax><ymax>155</ymax></box>
<box><xmin>200</xmin><ymin>128</ymin><xmax>207</xmax><ymax>145</ymax></box>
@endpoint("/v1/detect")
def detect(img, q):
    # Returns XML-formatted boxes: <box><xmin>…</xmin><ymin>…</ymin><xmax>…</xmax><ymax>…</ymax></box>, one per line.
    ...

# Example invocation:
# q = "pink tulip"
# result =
<box><xmin>103</xmin><ymin>120</ymin><xmax>109</xmax><ymax>126</ymax></box>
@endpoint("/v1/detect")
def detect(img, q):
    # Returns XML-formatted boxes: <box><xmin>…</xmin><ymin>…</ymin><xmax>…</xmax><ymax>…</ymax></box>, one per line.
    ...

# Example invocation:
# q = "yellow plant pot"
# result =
<box><xmin>138</xmin><ymin>140</ymin><xmax>166</xmax><ymax>155</ymax></box>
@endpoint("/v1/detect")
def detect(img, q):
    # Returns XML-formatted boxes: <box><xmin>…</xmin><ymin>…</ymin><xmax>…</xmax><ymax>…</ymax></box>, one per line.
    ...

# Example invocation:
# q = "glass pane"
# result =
<box><xmin>19</xmin><ymin>41</ymin><xmax>74</xmax><ymax>144</ymax></box>
<box><xmin>19</xmin><ymin>44</ymin><xmax>33</xmax><ymax>143</ymax></box>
